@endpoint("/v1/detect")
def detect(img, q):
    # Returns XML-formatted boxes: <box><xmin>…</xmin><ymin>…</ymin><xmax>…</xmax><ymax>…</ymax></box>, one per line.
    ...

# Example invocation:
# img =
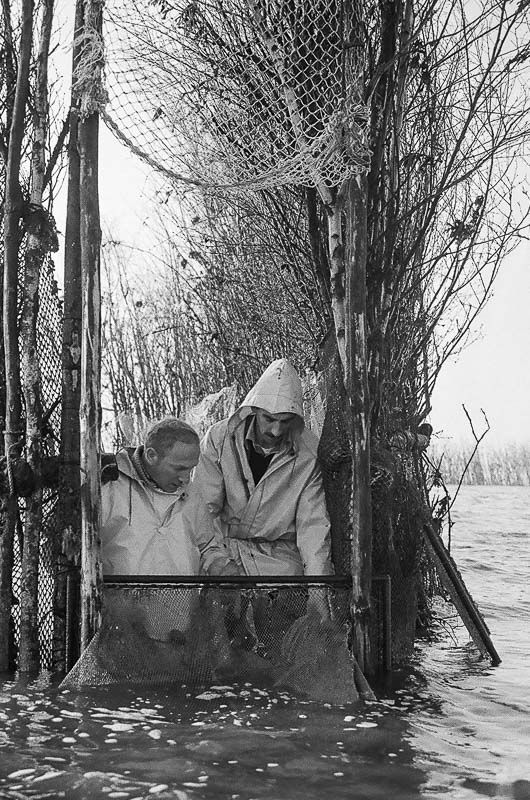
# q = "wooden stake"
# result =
<box><xmin>345</xmin><ymin>173</ymin><xmax>373</xmax><ymax>674</ymax></box>
<box><xmin>0</xmin><ymin>0</ymin><xmax>34</xmax><ymax>672</ymax></box>
<box><xmin>19</xmin><ymin>0</ymin><xmax>54</xmax><ymax>673</ymax></box>
<box><xmin>77</xmin><ymin>0</ymin><xmax>103</xmax><ymax>652</ymax></box>
<box><xmin>55</xmin><ymin>0</ymin><xmax>84</xmax><ymax>676</ymax></box>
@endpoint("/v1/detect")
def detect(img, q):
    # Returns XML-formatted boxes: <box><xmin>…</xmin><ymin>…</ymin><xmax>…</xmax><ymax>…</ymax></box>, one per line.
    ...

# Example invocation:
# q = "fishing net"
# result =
<box><xmin>102</xmin><ymin>0</ymin><xmax>369</xmax><ymax>194</ymax></box>
<box><xmin>61</xmin><ymin>579</ymin><xmax>364</xmax><ymax>704</ymax></box>
<box><xmin>5</xmin><ymin>253</ymin><xmax>63</xmax><ymax>671</ymax></box>
<box><xmin>35</xmin><ymin>259</ymin><xmax>63</xmax><ymax>669</ymax></box>
<box><xmin>306</xmin><ymin>336</ymin><xmax>436</xmax><ymax>667</ymax></box>
<box><xmin>314</xmin><ymin>343</ymin><xmax>353</xmax><ymax>576</ymax></box>
<box><xmin>184</xmin><ymin>384</ymin><xmax>239</xmax><ymax>440</ymax></box>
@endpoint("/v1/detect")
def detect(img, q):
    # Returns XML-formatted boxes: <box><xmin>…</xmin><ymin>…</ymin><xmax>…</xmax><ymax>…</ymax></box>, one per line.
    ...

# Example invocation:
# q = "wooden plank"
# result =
<box><xmin>422</xmin><ymin>521</ymin><xmax>501</xmax><ymax>666</ymax></box>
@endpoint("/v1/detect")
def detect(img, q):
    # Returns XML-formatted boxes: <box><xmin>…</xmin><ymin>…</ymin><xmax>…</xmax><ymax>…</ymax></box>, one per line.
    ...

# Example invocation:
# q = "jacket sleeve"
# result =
<box><xmin>183</xmin><ymin>486</ymin><xmax>240</xmax><ymax>575</ymax></box>
<box><xmin>295</xmin><ymin>461</ymin><xmax>334</xmax><ymax>576</ymax></box>
<box><xmin>99</xmin><ymin>480</ymin><xmax>125</xmax><ymax>575</ymax></box>
<box><xmin>192</xmin><ymin>425</ymin><xmax>227</xmax><ymax>518</ymax></box>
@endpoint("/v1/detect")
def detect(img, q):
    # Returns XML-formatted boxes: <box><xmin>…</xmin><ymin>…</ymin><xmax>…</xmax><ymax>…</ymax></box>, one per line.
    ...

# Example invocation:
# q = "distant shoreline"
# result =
<box><xmin>429</xmin><ymin>442</ymin><xmax>530</xmax><ymax>486</ymax></box>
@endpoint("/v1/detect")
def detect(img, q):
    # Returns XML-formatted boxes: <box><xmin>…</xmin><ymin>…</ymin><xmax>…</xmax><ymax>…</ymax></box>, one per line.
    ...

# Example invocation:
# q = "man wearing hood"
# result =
<box><xmin>193</xmin><ymin>359</ymin><xmax>334</xmax><ymax>578</ymax></box>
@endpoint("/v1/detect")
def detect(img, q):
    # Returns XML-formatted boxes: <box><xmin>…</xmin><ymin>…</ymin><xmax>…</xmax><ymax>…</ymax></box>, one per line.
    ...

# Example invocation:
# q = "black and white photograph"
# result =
<box><xmin>1</xmin><ymin>1</ymin><xmax>529</xmax><ymax>798</ymax></box>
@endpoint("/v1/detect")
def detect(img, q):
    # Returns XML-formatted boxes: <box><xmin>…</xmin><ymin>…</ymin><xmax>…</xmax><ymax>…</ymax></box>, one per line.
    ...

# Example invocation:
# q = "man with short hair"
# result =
<box><xmin>193</xmin><ymin>360</ymin><xmax>333</xmax><ymax>578</ymax></box>
<box><xmin>100</xmin><ymin>416</ymin><xmax>239</xmax><ymax>577</ymax></box>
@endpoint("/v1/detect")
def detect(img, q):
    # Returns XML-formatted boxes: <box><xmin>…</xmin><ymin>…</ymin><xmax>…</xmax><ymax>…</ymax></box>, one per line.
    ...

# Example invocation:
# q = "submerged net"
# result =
<box><xmin>102</xmin><ymin>0</ymin><xmax>369</xmax><ymax>193</ymax></box>
<box><xmin>61</xmin><ymin>579</ymin><xmax>365</xmax><ymax>704</ymax></box>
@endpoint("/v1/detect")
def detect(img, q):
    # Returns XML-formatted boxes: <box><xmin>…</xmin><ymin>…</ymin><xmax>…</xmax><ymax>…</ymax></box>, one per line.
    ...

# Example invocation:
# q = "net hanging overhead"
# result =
<box><xmin>102</xmin><ymin>0</ymin><xmax>369</xmax><ymax>193</ymax></box>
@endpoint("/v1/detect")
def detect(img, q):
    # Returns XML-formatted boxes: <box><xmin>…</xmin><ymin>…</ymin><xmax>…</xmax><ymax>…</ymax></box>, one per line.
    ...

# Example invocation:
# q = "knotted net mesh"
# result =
<box><xmin>102</xmin><ymin>0</ymin><xmax>369</xmax><ymax>193</ymax></box>
<box><xmin>7</xmin><ymin>253</ymin><xmax>63</xmax><ymax>672</ymax></box>
<box><xmin>61</xmin><ymin>581</ymin><xmax>368</xmax><ymax>704</ymax></box>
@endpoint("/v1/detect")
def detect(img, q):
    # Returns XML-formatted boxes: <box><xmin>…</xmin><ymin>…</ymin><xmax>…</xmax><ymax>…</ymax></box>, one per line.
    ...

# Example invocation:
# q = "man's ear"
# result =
<box><xmin>144</xmin><ymin>446</ymin><xmax>159</xmax><ymax>466</ymax></box>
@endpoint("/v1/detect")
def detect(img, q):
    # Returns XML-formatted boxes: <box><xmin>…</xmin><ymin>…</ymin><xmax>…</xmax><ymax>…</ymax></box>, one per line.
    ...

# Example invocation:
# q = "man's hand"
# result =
<box><xmin>218</xmin><ymin>559</ymin><xmax>244</xmax><ymax>577</ymax></box>
<box><xmin>207</xmin><ymin>555</ymin><xmax>243</xmax><ymax>577</ymax></box>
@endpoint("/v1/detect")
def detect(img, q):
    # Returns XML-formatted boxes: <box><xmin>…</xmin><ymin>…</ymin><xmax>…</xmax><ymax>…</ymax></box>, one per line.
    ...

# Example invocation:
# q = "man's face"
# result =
<box><xmin>145</xmin><ymin>440</ymin><xmax>200</xmax><ymax>493</ymax></box>
<box><xmin>253</xmin><ymin>409</ymin><xmax>297</xmax><ymax>449</ymax></box>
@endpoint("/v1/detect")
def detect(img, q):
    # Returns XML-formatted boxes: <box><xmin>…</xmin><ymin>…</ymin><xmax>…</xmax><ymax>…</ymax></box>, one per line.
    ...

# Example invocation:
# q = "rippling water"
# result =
<box><xmin>0</xmin><ymin>485</ymin><xmax>528</xmax><ymax>800</ymax></box>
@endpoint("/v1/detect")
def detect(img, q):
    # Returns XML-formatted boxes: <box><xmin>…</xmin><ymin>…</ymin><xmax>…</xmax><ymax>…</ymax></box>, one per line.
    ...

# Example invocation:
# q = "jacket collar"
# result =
<box><xmin>117</xmin><ymin>446</ymin><xmax>188</xmax><ymax>500</ymax></box>
<box><xmin>130</xmin><ymin>445</ymin><xmax>157</xmax><ymax>486</ymax></box>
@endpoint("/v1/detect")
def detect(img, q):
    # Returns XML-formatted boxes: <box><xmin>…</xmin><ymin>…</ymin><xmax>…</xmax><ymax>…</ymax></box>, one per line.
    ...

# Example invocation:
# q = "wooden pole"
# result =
<box><xmin>1</xmin><ymin>0</ymin><xmax>34</xmax><ymax>672</ymax></box>
<box><xmin>55</xmin><ymin>0</ymin><xmax>84</xmax><ymax>675</ymax></box>
<box><xmin>345</xmin><ymin>173</ymin><xmax>373</xmax><ymax>674</ymax></box>
<box><xmin>79</xmin><ymin>111</ymin><xmax>102</xmax><ymax>650</ymax></box>
<box><xmin>77</xmin><ymin>0</ymin><xmax>104</xmax><ymax>651</ymax></box>
<box><xmin>18</xmin><ymin>0</ymin><xmax>54</xmax><ymax>673</ymax></box>
<box><xmin>316</xmin><ymin>1</ymin><xmax>372</xmax><ymax>675</ymax></box>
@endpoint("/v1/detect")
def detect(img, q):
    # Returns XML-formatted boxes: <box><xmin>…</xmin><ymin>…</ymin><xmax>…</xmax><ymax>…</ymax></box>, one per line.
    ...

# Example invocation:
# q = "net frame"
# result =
<box><xmin>103</xmin><ymin>575</ymin><xmax>391</xmax><ymax>670</ymax></box>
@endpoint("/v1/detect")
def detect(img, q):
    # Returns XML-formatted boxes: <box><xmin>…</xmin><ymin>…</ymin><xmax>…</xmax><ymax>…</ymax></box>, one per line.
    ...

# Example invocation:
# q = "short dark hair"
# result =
<box><xmin>144</xmin><ymin>417</ymin><xmax>199</xmax><ymax>456</ymax></box>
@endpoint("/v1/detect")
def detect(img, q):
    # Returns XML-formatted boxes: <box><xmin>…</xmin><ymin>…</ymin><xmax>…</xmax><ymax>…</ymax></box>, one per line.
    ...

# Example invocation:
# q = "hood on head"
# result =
<box><xmin>238</xmin><ymin>359</ymin><xmax>304</xmax><ymax>430</ymax></box>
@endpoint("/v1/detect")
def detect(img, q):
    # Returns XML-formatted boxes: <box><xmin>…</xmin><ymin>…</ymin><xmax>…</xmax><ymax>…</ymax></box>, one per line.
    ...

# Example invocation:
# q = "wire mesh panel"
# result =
<box><xmin>10</xmin><ymin>534</ymin><xmax>22</xmax><ymax>662</ymax></box>
<box><xmin>38</xmin><ymin>494</ymin><xmax>59</xmax><ymax>670</ymax></box>
<box><xmin>61</xmin><ymin>577</ymin><xmax>361</xmax><ymax>704</ymax></box>
<box><xmin>8</xmin><ymin>254</ymin><xmax>63</xmax><ymax>672</ymax></box>
<box><xmin>37</xmin><ymin>259</ymin><xmax>62</xmax><ymax>446</ymax></box>
<box><xmin>33</xmin><ymin>256</ymin><xmax>63</xmax><ymax>670</ymax></box>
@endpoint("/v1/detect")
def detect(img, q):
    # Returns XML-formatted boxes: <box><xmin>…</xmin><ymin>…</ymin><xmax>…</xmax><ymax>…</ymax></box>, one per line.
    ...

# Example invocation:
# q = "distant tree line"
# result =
<box><xmin>429</xmin><ymin>442</ymin><xmax>530</xmax><ymax>486</ymax></box>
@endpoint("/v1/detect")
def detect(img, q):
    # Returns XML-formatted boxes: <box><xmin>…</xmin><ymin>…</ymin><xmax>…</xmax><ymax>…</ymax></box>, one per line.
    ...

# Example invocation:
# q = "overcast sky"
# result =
<box><xmin>429</xmin><ymin>242</ymin><xmax>530</xmax><ymax>447</ymax></box>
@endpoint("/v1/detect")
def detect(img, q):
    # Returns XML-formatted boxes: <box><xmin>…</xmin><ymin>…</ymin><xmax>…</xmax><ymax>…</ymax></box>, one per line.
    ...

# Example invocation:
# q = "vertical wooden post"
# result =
<box><xmin>79</xmin><ymin>112</ymin><xmax>102</xmax><ymax>650</ymax></box>
<box><xmin>321</xmin><ymin>0</ymin><xmax>371</xmax><ymax>675</ymax></box>
<box><xmin>1</xmin><ymin>0</ymin><xmax>34</xmax><ymax>672</ymax></box>
<box><xmin>77</xmin><ymin>0</ymin><xmax>104</xmax><ymax>651</ymax></box>
<box><xmin>55</xmin><ymin>1</ymin><xmax>84</xmax><ymax>675</ymax></box>
<box><xmin>345</xmin><ymin>173</ymin><xmax>373</xmax><ymax>673</ymax></box>
<box><xmin>18</xmin><ymin>0</ymin><xmax>54</xmax><ymax>673</ymax></box>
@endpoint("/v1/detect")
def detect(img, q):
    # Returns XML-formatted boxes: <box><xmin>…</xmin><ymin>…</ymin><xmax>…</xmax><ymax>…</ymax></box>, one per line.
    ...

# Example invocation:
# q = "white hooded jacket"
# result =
<box><xmin>100</xmin><ymin>448</ymin><xmax>234</xmax><ymax>577</ymax></box>
<box><xmin>193</xmin><ymin>359</ymin><xmax>334</xmax><ymax>575</ymax></box>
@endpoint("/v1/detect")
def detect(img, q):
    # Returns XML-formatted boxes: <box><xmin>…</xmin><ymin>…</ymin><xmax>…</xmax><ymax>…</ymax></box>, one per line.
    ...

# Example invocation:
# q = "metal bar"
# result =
<box><xmin>103</xmin><ymin>574</ymin><xmax>354</xmax><ymax>587</ymax></box>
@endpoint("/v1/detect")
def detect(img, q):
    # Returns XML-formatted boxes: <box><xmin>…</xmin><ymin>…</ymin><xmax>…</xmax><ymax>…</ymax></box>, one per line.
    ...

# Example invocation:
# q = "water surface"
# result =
<box><xmin>0</xmin><ymin>485</ymin><xmax>528</xmax><ymax>799</ymax></box>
